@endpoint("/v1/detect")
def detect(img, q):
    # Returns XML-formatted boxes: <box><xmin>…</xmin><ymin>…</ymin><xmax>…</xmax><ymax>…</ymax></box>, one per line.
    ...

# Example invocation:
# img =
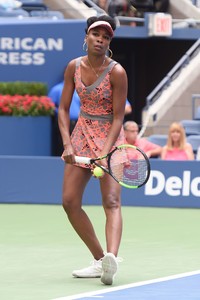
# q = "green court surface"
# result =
<box><xmin>0</xmin><ymin>204</ymin><xmax>200</xmax><ymax>300</ymax></box>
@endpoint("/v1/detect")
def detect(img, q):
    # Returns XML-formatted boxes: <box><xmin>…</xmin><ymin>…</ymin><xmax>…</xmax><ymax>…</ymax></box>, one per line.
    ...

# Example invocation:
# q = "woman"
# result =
<box><xmin>58</xmin><ymin>15</ymin><xmax>128</xmax><ymax>285</ymax></box>
<box><xmin>161</xmin><ymin>122</ymin><xmax>194</xmax><ymax>160</ymax></box>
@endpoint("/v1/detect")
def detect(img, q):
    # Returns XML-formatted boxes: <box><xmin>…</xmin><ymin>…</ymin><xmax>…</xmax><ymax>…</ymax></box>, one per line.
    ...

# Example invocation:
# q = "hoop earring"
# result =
<box><xmin>108</xmin><ymin>48</ymin><xmax>113</xmax><ymax>58</ymax></box>
<box><xmin>83</xmin><ymin>41</ymin><xmax>88</xmax><ymax>52</ymax></box>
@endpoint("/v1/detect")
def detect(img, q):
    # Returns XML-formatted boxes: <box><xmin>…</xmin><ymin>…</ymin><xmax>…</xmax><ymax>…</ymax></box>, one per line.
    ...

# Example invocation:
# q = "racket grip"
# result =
<box><xmin>74</xmin><ymin>156</ymin><xmax>91</xmax><ymax>164</ymax></box>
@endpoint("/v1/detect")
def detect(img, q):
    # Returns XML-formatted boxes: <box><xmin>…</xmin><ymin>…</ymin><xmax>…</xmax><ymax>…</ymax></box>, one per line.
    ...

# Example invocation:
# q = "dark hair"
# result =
<box><xmin>85</xmin><ymin>15</ymin><xmax>116</xmax><ymax>34</ymax></box>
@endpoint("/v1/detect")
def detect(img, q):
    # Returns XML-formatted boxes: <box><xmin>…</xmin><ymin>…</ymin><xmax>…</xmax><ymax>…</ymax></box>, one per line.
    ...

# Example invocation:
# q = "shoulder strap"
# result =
<box><xmin>75</xmin><ymin>57</ymin><xmax>82</xmax><ymax>69</ymax></box>
<box><xmin>107</xmin><ymin>59</ymin><xmax>118</xmax><ymax>72</ymax></box>
<box><xmin>95</xmin><ymin>59</ymin><xmax>118</xmax><ymax>85</ymax></box>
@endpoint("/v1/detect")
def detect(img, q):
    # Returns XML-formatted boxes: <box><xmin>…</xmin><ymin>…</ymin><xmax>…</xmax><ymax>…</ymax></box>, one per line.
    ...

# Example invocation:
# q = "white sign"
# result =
<box><xmin>145</xmin><ymin>170</ymin><xmax>200</xmax><ymax>197</ymax></box>
<box><xmin>149</xmin><ymin>13</ymin><xmax>172</xmax><ymax>37</ymax></box>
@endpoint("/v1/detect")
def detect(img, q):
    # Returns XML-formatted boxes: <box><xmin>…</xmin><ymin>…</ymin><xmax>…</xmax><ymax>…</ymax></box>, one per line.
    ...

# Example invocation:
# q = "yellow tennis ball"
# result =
<box><xmin>93</xmin><ymin>166</ymin><xmax>104</xmax><ymax>178</ymax></box>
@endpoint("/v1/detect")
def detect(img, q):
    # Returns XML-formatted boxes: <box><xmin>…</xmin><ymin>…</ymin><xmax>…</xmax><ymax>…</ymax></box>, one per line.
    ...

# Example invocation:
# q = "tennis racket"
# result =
<box><xmin>75</xmin><ymin>144</ymin><xmax>151</xmax><ymax>189</ymax></box>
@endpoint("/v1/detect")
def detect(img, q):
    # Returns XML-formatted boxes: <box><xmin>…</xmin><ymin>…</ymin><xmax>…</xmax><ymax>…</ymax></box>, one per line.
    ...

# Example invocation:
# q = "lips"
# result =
<box><xmin>94</xmin><ymin>45</ymin><xmax>102</xmax><ymax>50</ymax></box>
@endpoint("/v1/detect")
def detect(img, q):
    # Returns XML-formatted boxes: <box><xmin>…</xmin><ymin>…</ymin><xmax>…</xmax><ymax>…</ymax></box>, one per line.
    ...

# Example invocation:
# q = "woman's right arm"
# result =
<box><xmin>160</xmin><ymin>146</ymin><xmax>167</xmax><ymax>160</ymax></box>
<box><xmin>58</xmin><ymin>60</ymin><xmax>76</xmax><ymax>160</ymax></box>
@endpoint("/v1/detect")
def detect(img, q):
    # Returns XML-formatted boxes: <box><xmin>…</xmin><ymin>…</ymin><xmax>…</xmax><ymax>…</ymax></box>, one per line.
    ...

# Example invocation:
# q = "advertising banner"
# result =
<box><xmin>0</xmin><ymin>157</ymin><xmax>200</xmax><ymax>208</ymax></box>
<box><xmin>0</xmin><ymin>20</ymin><xmax>85</xmax><ymax>90</ymax></box>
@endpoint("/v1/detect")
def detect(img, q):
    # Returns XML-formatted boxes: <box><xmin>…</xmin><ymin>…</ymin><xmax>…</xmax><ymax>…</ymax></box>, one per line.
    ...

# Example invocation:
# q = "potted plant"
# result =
<box><xmin>0</xmin><ymin>82</ymin><xmax>55</xmax><ymax>156</ymax></box>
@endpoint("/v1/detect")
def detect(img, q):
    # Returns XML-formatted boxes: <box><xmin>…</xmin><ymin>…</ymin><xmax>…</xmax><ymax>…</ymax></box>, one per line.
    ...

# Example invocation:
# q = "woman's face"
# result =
<box><xmin>86</xmin><ymin>27</ymin><xmax>111</xmax><ymax>55</ymax></box>
<box><xmin>171</xmin><ymin>129</ymin><xmax>181</xmax><ymax>142</ymax></box>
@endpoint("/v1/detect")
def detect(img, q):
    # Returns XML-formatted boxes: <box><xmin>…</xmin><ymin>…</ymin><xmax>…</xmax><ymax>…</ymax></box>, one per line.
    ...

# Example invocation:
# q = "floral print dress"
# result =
<box><xmin>70</xmin><ymin>57</ymin><xmax>125</xmax><ymax>168</ymax></box>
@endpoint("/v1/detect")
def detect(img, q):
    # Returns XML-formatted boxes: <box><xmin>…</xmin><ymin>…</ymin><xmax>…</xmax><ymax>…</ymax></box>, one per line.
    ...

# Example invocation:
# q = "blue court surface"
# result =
<box><xmin>53</xmin><ymin>270</ymin><xmax>200</xmax><ymax>300</ymax></box>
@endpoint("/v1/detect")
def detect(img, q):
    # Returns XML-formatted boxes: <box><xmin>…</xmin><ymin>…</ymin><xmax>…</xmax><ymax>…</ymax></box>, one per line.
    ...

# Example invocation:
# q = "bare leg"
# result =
<box><xmin>100</xmin><ymin>173</ymin><xmax>122</xmax><ymax>256</ymax></box>
<box><xmin>62</xmin><ymin>164</ymin><xmax>104</xmax><ymax>260</ymax></box>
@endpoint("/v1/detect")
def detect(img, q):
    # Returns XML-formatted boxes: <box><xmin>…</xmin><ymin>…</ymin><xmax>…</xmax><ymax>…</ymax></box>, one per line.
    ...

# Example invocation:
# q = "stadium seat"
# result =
<box><xmin>186</xmin><ymin>135</ymin><xmax>200</xmax><ymax>155</ymax></box>
<box><xmin>180</xmin><ymin>120</ymin><xmax>200</xmax><ymax>136</ymax></box>
<box><xmin>21</xmin><ymin>0</ymin><xmax>47</xmax><ymax>12</ymax></box>
<box><xmin>30</xmin><ymin>10</ymin><xmax>64</xmax><ymax>19</ymax></box>
<box><xmin>147</xmin><ymin>134</ymin><xmax>168</xmax><ymax>147</ymax></box>
<box><xmin>194</xmin><ymin>106</ymin><xmax>200</xmax><ymax>120</ymax></box>
<box><xmin>0</xmin><ymin>8</ymin><xmax>29</xmax><ymax>17</ymax></box>
<box><xmin>20</xmin><ymin>0</ymin><xmax>44</xmax><ymax>3</ymax></box>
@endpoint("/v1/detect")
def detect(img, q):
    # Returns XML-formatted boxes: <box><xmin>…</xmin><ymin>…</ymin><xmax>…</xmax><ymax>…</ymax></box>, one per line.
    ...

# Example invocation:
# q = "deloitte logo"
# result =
<box><xmin>145</xmin><ymin>170</ymin><xmax>200</xmax><ymax>197</ymax></box>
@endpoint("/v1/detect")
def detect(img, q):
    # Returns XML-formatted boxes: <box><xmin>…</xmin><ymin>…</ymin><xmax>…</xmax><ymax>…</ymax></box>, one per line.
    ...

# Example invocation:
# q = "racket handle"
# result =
<box><xmin>75</xmin><ymin>156</ymin><xmax>91</xmax><ymax>164</ymax></box>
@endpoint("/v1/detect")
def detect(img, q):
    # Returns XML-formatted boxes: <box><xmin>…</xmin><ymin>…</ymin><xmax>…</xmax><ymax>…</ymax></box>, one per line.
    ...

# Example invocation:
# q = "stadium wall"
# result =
<box><xmin>1</xmin><ymin>17</ymin><xmax>199</xmax><ymax>125</ymax></box>
<box><xmin>0</xmin><ymin>18</ymin><xmax>199</xmax><ymax>92</ymax></box>
<box><xmin>1</xmin><ymin>156</ymin><xmax>200</xmax><ymax>208</ymax></box>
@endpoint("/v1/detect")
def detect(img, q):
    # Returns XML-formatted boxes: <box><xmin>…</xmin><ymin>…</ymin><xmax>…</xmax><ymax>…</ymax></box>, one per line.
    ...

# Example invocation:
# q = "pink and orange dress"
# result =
<box><xmin>70</xmin><ymin>57</ymin><xmax>125</xmax><ymax>168</ymax></box>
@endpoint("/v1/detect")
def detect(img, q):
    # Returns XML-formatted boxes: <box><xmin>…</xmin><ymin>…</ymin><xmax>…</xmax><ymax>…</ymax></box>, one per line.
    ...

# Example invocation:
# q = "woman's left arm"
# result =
<box><xmin>100</xmin><ymin>63</ymin><xmax>128</xmax><ymax>156</ymax></box>
<box><xmin>186</xmin><ymin>143</ymin><xmax>195</xmax><ymax>160</ymax></box>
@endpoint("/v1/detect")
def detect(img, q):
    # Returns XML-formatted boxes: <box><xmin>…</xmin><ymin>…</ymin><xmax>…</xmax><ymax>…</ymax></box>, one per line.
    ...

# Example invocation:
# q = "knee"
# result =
<box><xmin>103</xmin><ymin>193</ymin><xmax>121</xmax><ymax>211</ymax></box>
<box><xmin>62</xmin><ymin>192</ymin><xmax>77</xmax><ymax>215</ymax></box>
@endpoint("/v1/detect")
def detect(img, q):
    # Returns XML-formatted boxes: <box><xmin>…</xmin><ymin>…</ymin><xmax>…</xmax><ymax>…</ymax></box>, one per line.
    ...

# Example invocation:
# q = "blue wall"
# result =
<box><xmin>0</xmin><ymin>18</ymin><xmax>199</xmax><ymax>91</ymax></box>
<box><xmin>1</xmin><ymin>156</ymin><xmax>200</xmax><ymax>208</ymax></box>
<box><xmin>0</xmin><ymin>19</ymin><xmax>86</xmax><ymax>90</ymax></box>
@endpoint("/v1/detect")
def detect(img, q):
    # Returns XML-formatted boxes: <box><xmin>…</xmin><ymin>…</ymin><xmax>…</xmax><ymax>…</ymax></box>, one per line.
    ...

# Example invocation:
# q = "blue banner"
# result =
<box><xmin>0</xmin><ymin>20</ymin><xmax>86</xmax><ymax>90</ymax></box>
<box><xmin>0</xmin><ymin>157</ymin><xmax>200</xmax><ymax>208</ymax></box>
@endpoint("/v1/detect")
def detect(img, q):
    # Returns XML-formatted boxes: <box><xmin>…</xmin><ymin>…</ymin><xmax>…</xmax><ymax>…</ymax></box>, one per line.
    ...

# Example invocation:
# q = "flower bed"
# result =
<box><xmin>0</xmin><ymin>94</ymin><xmax>55</xmax><ymax>116</ymax></box>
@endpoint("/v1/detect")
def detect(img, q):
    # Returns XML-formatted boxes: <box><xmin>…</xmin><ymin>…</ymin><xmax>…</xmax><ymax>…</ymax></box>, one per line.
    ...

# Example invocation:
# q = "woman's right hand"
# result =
<box><xmin>61</xmin><ymin>145</ymin><xmax>75</xmax><ymax>164</ymax></box>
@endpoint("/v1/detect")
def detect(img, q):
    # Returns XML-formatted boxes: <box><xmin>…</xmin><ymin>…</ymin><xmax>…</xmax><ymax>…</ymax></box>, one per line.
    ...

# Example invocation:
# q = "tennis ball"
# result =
<box><xmin>93</xmin><ymin>166</ymin><xmax>104</xmax><ymax>178</ymax></box>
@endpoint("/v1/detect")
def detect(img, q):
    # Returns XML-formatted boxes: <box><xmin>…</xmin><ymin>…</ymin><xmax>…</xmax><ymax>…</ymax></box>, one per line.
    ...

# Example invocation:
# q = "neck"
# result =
<box><xmin>87</xmin><ymin>55</ymin><xmax>106</xmax><ymax>65</ymax></box>
<box><xmin>87</xmin><ymin>56</ymin><xmax>106</xmax><ymax>77</ymax></box>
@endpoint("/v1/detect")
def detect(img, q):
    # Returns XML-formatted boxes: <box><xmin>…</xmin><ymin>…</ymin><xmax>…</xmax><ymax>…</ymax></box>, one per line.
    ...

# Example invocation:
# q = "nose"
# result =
<box><xmin>97</xmin><ymin>36</ymin><xmax>103</xmax><ymax>43</ymax></box>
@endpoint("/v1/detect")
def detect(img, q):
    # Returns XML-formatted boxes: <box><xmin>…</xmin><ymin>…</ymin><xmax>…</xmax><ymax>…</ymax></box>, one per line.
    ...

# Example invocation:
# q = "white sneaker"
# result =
<box><xmin>101</xmin><ymin>252</ymin><xmax>118</xmax><ymax>285</ymax></box>
<box><xmin>72</xmin><ymin>258</ymin><xmax>102</xmax><ymax>278</ymax></box>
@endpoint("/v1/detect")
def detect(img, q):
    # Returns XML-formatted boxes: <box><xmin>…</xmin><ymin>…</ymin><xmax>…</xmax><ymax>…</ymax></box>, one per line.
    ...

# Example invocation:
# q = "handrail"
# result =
<box><xmin>145</xmin><ymin>38</ymin><xmax>200</xmax><ymax>109</ymax></box>
<box><xmin>83</xmin><ymin>0</ymin><xmax>106</xmax><ymax>15</ymax></box>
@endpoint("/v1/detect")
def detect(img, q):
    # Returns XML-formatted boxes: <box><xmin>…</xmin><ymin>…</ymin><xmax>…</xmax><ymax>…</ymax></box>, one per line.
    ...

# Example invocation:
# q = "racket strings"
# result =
<box><xmin>109</xmin><ymin>147</ymin><xmax>149</xmax><ymax>188</ymax></box>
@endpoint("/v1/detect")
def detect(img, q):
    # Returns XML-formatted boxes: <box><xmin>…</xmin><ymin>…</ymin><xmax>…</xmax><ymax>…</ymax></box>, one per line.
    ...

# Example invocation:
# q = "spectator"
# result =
<box><xmin>130</xmin><ymin>0</ymin><xmax>155</xmax><ymax>18</ymax></box>
<box><xmin>107</xmin><ymin>0</ymin><xmax>131</xmax><ymax>18</ymax></box>
<box><xmin>154</xmin><ymin>0</ymin><xmax>169</xmax><ymax>12</ymax></box>
<box><xmin>161</xmin><ymin>122</ymin><xmax>194</xmax><ymax>160</ymax></box>
<box><xmin>124</xmin><ymin>120</ymin><xmax>162</xmax><ymax>158</ymax></box>
<box><xmin>48</xmin><ymin>81</ymin><xmax>81</xmax><ymax>155</ymax></box>
<box><xmin>48</xmin><ymin>81</ymin><xmax>80</xmax><ymax>132</ymax></box>
<box><xmin>125</xmin><ymin>98</ymin><xmax>132</xmax><ymax>115</ymax></box>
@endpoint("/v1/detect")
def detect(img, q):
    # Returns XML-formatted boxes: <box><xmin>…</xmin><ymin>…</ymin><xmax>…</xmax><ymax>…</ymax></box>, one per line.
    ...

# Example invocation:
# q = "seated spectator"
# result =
<box><xmin>124</xmin><ymin>120</ymin><xmax>162</xmax><ymax>158</ymax></box>
<box><xmin>161</xmin><ymin>122</ymin><xmax>194</xmax><ymax>160</ymax></box>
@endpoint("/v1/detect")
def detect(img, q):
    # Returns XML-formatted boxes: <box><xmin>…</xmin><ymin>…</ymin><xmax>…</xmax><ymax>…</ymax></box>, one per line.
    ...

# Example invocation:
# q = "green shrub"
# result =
<box><xmin>0</xmin><ymin>81</ymin><xmax>48</xmax><ymax>96</ymax></box>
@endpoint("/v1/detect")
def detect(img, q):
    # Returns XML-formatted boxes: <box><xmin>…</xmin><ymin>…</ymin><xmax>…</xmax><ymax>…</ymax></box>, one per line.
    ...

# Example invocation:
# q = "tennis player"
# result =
<box><xmin>58</xmin><ymin>15</ymin><xmax>128</xmax><ymax>285</ymax></box>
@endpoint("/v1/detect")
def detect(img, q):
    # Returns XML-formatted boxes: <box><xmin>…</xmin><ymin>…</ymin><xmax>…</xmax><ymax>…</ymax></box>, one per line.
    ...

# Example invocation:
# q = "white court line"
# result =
<box><xmin>52</xmin><ymin>269</ymin><xmax>200</xmax><ymax>300</ymax></box>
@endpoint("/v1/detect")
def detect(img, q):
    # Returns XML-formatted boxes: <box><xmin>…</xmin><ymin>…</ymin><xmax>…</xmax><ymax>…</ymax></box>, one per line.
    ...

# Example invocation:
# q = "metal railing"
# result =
<box><xmin>145</xmin><ymin>38</ymin><xmax>200</xmax><ymax>109</ymax></box>
<box><xmin>83</xmin><ymin>0</ymin><xmax>106</xmax><ymax>15</ymax></box>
